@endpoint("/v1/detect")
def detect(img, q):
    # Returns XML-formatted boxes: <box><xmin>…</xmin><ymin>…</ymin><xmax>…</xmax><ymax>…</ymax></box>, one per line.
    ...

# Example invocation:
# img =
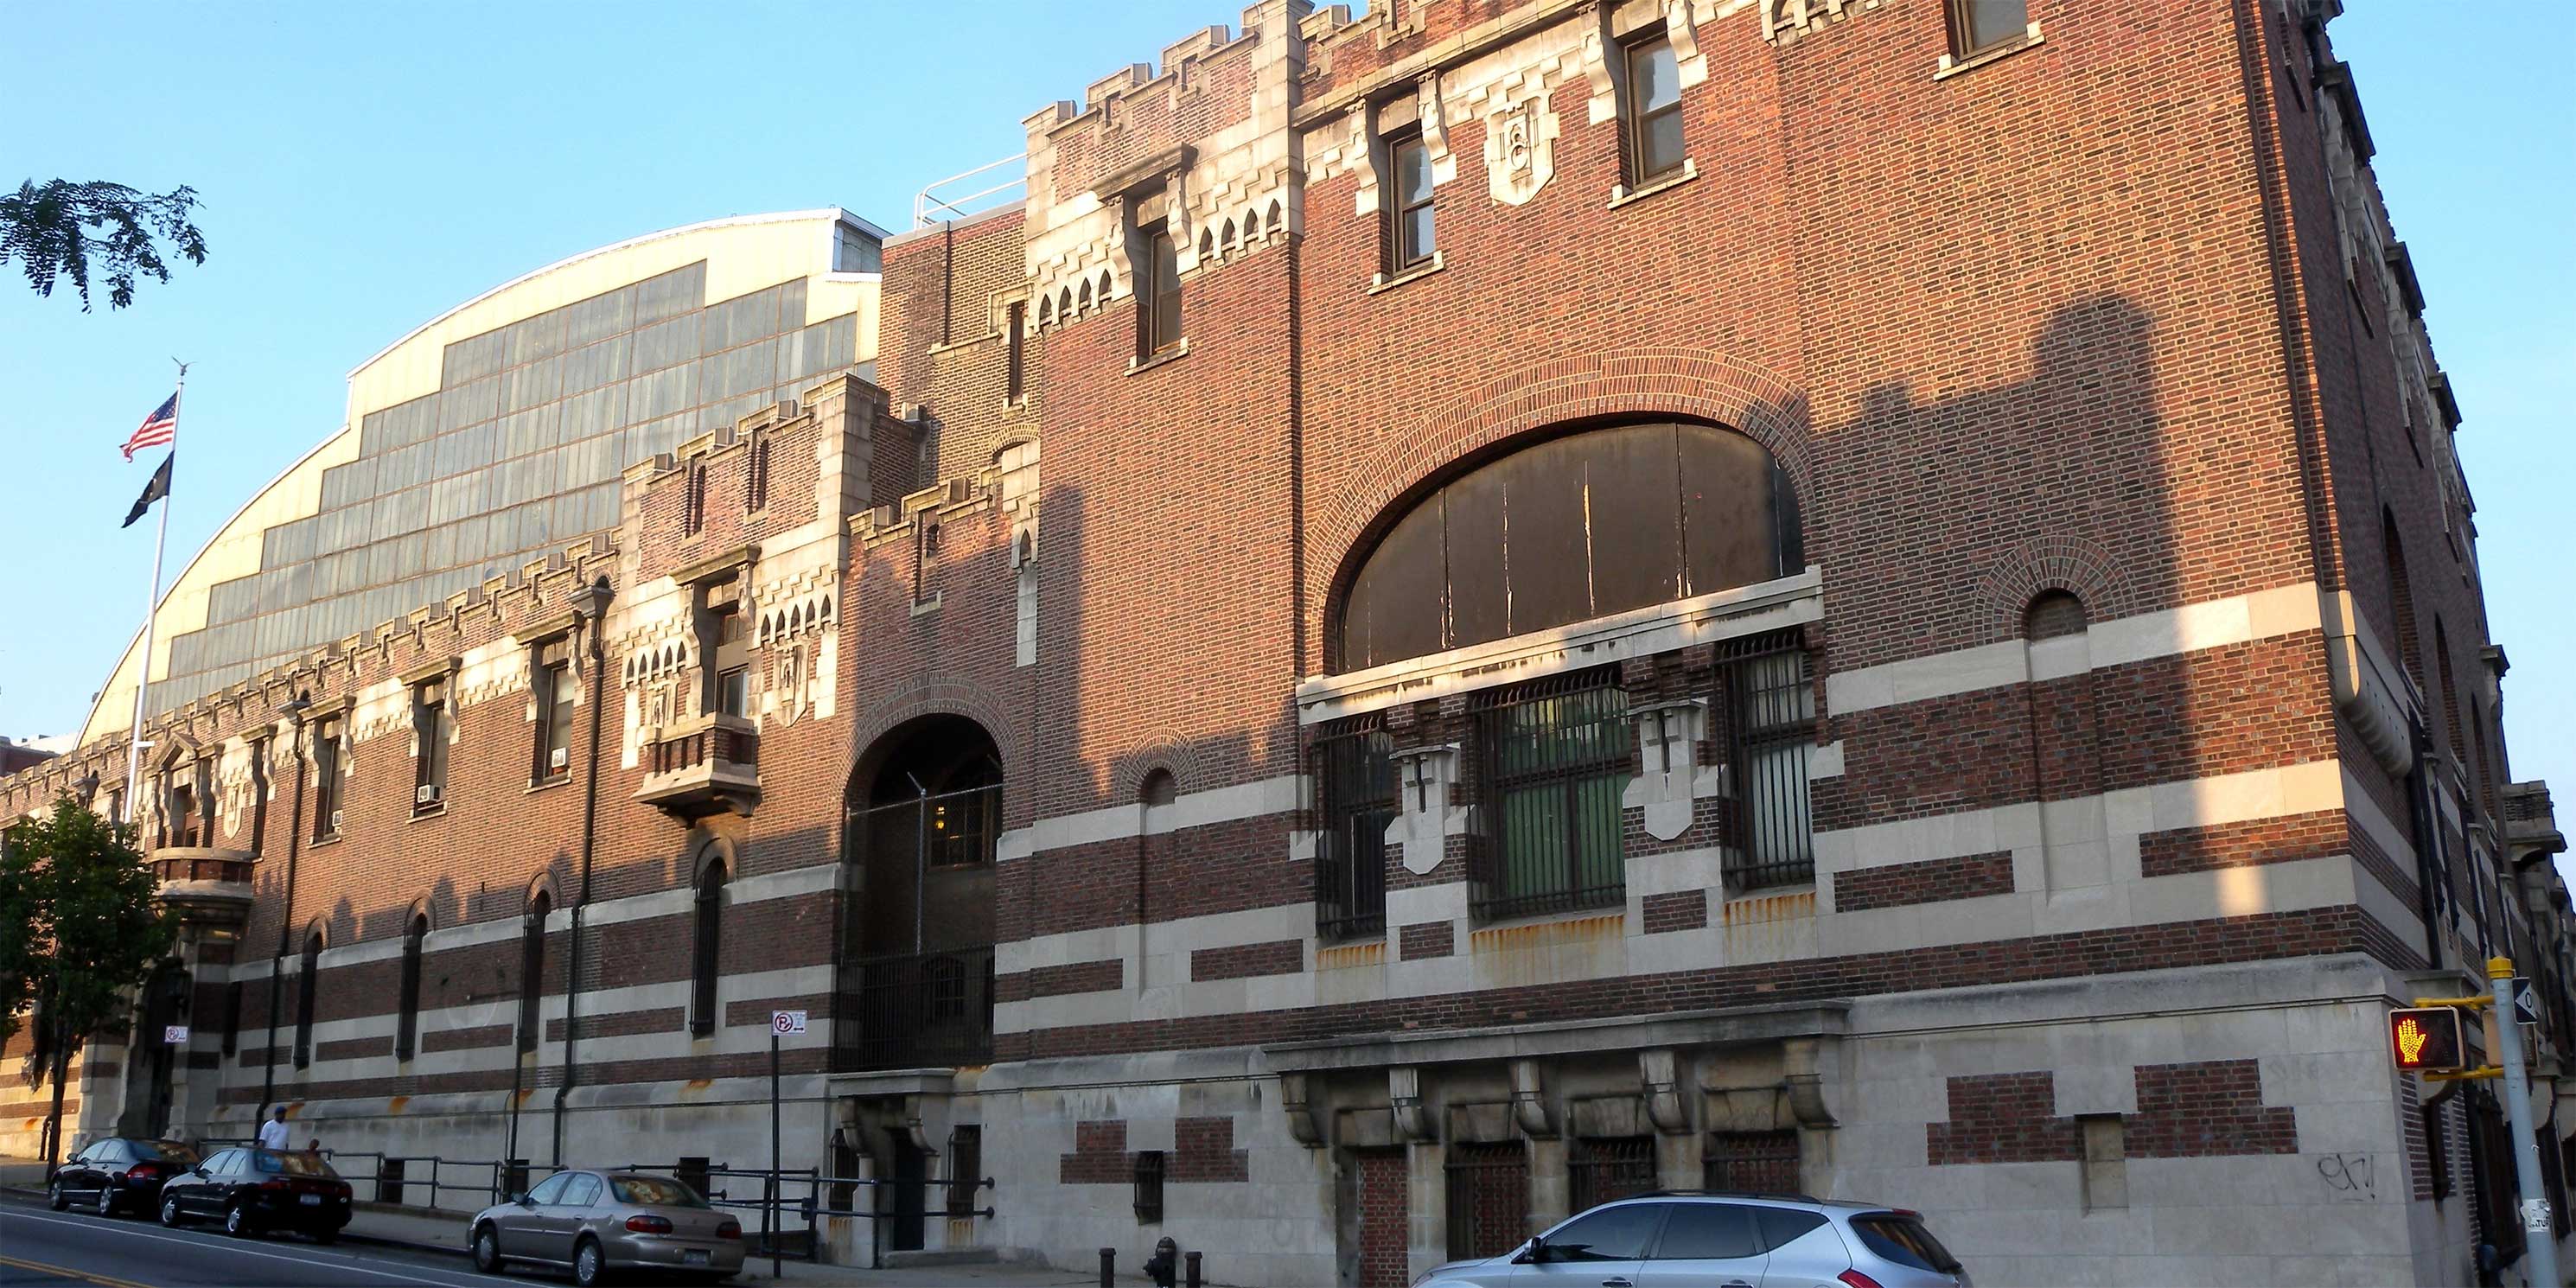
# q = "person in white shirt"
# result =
<box><xmin>257</xmin><ymin>1106</ymin><xmax>290</xmax><ymax>1151</ymax></box>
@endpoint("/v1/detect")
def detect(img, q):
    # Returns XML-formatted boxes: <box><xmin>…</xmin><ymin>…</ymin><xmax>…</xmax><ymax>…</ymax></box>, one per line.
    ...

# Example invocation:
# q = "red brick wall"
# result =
<box><xmin>2126</xmin><ymin>1058</ymin><xmax>2299</xmax><ymax>1157</ymax></box>
<box><xmin>1927</xmin><ymin>1071</ymin><xmax>2080</xmax><ymax>1165</ymax></box>
<box><xmin>1355</xmin><ymin>1150</ymin><xmax>1410</xmax><ymax>1288</ymax></box>
<box><xmin>1833</xmin><ymin>852</ymin><xmax>2016</xmax><ymax>913</ymax></box>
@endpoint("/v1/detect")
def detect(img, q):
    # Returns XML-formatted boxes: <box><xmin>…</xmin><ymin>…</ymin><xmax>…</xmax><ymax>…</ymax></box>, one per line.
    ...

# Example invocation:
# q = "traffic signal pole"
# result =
<box><xmin>2489</xmin><ymin>956</ymin><xmax>2558</xmax><ymax>1288</ymax></box>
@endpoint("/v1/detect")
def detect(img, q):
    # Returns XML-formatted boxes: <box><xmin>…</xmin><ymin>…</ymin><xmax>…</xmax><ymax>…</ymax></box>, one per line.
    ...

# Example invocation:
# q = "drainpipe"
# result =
<box><xmin>554</xmin><ymin>577</ymin><xmax>614</xmax><ymax>1167</ymax></box>
<box><xmin>261</xmin><ymin>694</ymin><xmax>311</xmax><ymax>1124</ymax></box>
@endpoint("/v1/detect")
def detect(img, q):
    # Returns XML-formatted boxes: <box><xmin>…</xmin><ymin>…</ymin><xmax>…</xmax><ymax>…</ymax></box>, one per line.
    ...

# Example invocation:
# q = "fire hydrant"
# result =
<box><xmin>1145</xmin><ymin>1236</ymin><xmax>1179</xmax><ymax>1288</ymax></box>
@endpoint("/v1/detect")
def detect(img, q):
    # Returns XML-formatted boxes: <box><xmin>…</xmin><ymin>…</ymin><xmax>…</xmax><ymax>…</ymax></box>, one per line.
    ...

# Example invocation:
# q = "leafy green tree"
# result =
<box><xmin>2</xmin><ymin>180</ymin><xmax>208</xmax><ymax>309</ymax></box>
<box><xmin>0</xmin><ymin>796</ymin><xmax>176</xmax><ymax>1169</ymax></box>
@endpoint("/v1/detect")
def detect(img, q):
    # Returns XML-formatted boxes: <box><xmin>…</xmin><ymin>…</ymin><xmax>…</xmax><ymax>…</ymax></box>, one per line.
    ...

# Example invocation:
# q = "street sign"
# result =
<box><xmin>2514</xmin><ymin>978</ymin><xmax>2542</xmax><ymax>1027</ymax></box>
<box><xmin>2390</xmin><ymin>1006</ymin><xmax>2467</xmax><ymax>1073</ymax></box>
<box><xmin>771</xmin><ymin>1010</ymin><xmax>807</xmax><ymax>1036</ymax></box>
<box><xmin>163</xmin><ymin>1024</ymin><xmax>189</xmax><ymax>1044</ymax></box>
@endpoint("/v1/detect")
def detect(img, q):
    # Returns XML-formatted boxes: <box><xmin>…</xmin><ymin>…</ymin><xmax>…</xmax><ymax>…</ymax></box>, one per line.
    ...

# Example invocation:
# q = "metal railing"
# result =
<box><xmin>693</xmin><ymin>1166</ymin><xmax>995</xmax><ymax>1266</ymax></box>
<box><xmin>914</xmin><ymin>155</ymin><xmax>1028</xmax><ymax>227</ymax></box>
<box><xmin>833</xmin><ymin>946</ymin><xmax>995</xmax><ymax>1071</ymax></box>
<box><xmin>647</xmin><ymin>720</ymin><xmax>759</xmax><ymax>777</ymax></box>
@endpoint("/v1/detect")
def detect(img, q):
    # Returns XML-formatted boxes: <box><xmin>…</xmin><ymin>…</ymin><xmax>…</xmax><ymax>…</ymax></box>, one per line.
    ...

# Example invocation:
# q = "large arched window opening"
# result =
<box><xmin>1335</xmin><ymin>421</ymin><xmax>1803</xmax><ymax>673</ymax></box>
<box><xmin>838</xmin><ymin>716</ymin><xmax>1001</xmax><ymax>1071</ymax></box>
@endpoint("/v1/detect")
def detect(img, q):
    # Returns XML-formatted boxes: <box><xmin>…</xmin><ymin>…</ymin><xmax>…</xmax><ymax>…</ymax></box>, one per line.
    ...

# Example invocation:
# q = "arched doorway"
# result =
<box><xmin>837</xmin><ymin>716</ymin><xmax>1000</xmax><ymax>1072</ymax></box>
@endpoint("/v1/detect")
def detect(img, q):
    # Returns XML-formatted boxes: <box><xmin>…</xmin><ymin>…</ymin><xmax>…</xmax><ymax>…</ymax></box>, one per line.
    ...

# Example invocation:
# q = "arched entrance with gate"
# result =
<box><xmin>834</xmin><ymin>715</ymin><xmax>1000</xmax><ymax>1073</ymax></box>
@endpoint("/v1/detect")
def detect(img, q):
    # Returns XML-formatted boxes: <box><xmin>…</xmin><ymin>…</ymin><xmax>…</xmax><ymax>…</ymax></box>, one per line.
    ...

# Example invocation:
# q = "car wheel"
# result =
<box><xmin>313</xmin><ymin>1227</ymin><xmax>338</xmax><ymax>1245</ymax></box>
<box><xmin>224</xmin><ymin>1201</ymin><xmax>252</xmax><ymax>1237</ymax></box>
<box><xmin>471</xmin><ymin>1224</ymin><xmax>504</xmax><ymax>1274</ymax></box>
<box><xmin>95</xmin><ymin>1184</ymin><xmax>118</xmax><ymax>1217</ymax></box>
<box><xmin>161</xmin><ymin>1195</ymin><xmax>185</xmax><ymax>1227</ymax></box>
<box><xmin>571</xmin><ymin>1236</ymin><xmax>609</xmax><ymax>1288</ymax></box>
<box><xmin>48</xmin><ymin>1179</ymin><xmax>67</xmax><ymax>1211</ymax></box>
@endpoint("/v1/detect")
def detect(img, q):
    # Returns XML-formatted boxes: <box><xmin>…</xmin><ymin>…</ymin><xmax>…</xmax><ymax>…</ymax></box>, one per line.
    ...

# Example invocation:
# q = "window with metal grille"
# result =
<box><xmin>517</xmin><ymin>894</ymin><xmax>549</xmax><ymax>1053</ymax></box>
<box><xmin>1445</xmin><ymin>1141</ymin><xmax>1530</xmax><ymax>1260</ymax></box>
<box><xmin>1725</xmin><ymin>641</ymin><xmax>1815</xmax><ymax>889</ymax></box>
<box><xmin>1472</xmin><ymin>668</ymin><xmax>1631</xmax><ymax>921</ymax></box>
<box><xmin>1313</xmin><ymin>716</ymin><xmax>1395</xmax><ymax>940</ymax></box>
<box><xmin>397</xmin><ymin>915</ymin><xmax>426</xmax><ymax>1061</ymax></box>
<box><xmin>947</xmin><ymin>1125</ymin><xmax>983</xmax><ymax>1216</ymax></box>
<box><xmin>1704</xmin><ymin>1129</ymin><xmax>1801</xmax><ymax>1194</ymax></box>
<box><xmin>691</xmin><ymin>858</ymin><xmax>724</xmax><ymax>1036</ymax></box>
<box><xmin>1570</xmin><ymin>1136</ymin><xmax>1658</xmax><ymax>1211</ymax></box>
<box><xmin>1132</xmin><ymin>1150</ymin><xmax>1165</xmax><ymax>1223</ymax></box>
<box><xmin>293</xmin><ymin>930</ymin><xmax>320</xmax><ymax>1068</ymax></box>
<box><xmin>1623</xmin><ymin>33</ymin><xmax>1685</xmax><ymax>186</ymax></box>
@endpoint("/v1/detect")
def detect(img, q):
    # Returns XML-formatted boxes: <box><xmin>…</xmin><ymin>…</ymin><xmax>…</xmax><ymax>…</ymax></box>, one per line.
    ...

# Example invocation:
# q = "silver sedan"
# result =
<box><xmin>469</xmin><ymin>1170</ymin><xmax>743</xmax><ymax>1285</ymax></box>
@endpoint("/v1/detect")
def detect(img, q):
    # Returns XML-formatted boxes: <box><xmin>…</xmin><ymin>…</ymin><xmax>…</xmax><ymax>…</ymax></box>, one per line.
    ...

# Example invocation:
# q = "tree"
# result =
<box><xmin>1</xmin><ymin>179</ymin><xmax>208</xmax><ymax>310</ymax></box>
<box><xmin>0</xmin><ymin>796</ymin><xmax>176</xmax><ymax>1170</ymax></box>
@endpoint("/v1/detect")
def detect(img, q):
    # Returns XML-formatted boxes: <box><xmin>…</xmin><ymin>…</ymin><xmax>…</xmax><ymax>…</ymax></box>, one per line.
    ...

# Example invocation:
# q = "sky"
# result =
<box><xmin>3</xmin><ymin>5</ymin><xmax>2570</xmax><ymax>815</ymax></box>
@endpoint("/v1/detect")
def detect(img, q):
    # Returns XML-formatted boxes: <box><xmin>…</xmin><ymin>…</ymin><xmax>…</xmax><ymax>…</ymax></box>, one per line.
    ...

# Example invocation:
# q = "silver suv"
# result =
<box><xmin>1412</xmin><ymin>1191</ymin><xmax>1970</xmax><ymax>1288</ymax></box>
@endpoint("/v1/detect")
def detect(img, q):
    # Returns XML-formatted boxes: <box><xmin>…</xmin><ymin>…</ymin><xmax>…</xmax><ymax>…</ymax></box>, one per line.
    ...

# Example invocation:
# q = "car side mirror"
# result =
<box><xmin>1513</xmin><ymin>1237</ymin><xmax>1546</xmax><ymax>1265</ymax></box>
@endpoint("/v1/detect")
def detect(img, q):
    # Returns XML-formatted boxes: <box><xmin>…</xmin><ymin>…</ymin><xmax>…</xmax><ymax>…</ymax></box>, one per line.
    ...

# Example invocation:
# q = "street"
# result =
<box><xmin>0</xmin><ymin>1196</ymin><xmax>512</xmax><ymax>1288</ymax></box>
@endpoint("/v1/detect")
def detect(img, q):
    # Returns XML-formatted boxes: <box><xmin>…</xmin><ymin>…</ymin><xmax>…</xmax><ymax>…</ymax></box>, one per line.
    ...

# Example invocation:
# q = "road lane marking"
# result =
<box><xmin>0</xmin><ymin>1251</ymin><xmax>155</xmax><ymax>1288</ymax></box>
<box><xmin>0</xmin><ymin>1208</ymin><xmax>512</xmax><ymax>1288</ymax></box>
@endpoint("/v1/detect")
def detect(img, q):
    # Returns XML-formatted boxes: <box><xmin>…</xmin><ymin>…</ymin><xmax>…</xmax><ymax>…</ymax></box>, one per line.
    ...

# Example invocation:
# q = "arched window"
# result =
<box><xmin>517</xmin><ymin>891</ymin><xmax>550</xmax><ymax>1053</ymax></box>
<box><xmin>396</xmin><ymin>913</ymin><xmax>427</xmax><ymax>1062</ymax></box>
<box><xmin>2024</xmin><ymin>590</ymin><xmax>2088</xmax><ymax>641</ymax></box>
<box><xmin>293</xmin><ymin>928</ymin><xmax>322</xmax><ymax>1068</ymax></box>
<box><xmin>745</xmin><ymin>436</ymin><xmax>773</xmax><ymax>513</ymax></box>
<box><xmin>1336</xmin><ymin>422</ymin><xmax>1802</xmax><ymax>672</ymax></box>
<box><xmin>841</xmin><ymin>716</ymin><xmax>1003</xmax><ymax>1071</ymax></box>
<box><xmin>691</xmin><ymin>853</ymin><xmax>726</xmax><ymax>1036</ymax></box>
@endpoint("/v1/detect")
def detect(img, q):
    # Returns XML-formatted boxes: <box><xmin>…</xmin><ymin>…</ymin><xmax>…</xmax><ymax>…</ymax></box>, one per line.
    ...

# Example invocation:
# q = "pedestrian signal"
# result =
<box><xmin>2390</xmin><ymin>1006</ymin><xmax>2467</xmax><ymax>1073</ymax></box>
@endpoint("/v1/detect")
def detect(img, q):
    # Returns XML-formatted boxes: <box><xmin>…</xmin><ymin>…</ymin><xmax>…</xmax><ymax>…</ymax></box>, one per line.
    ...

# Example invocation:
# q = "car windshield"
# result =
<box><xmin>1852</xmin><ymin>1214</ymin><xmax>1961</xmax><ymax>1273</ymax></box>
<box><xmin>134</xmin><ymin>1141</ymin><xmax>199</xmax><ymax>1164</ymax></box>
<box><xmin>249</xmin><ymin>1150</ymin><xmax>337</xmax><ymax>1177</ymax></box>
<box><xmin>611</xmin><ymin>1176</ymin><xmax>710</xmax><ymax>1208</ymax></box>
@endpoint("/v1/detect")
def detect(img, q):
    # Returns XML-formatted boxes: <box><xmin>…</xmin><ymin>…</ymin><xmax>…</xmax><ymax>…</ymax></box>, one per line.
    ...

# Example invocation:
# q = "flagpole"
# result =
<box><xmin>123</xmin><ymin>364</ymin><xmax>184</xmax><ymax>818</ymax></box>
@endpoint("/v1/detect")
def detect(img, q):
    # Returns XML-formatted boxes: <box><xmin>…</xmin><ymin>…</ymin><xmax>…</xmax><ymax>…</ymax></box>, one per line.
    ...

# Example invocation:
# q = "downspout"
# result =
<box><xmin>553</xmin><ymin>580</ymin><xmax>611</xmax><ymax>1166</ymax></box>
<box><xmin>261</xmin><ymin>704</ymin><xmax>309</xmax><ymax>1122</ymax></box>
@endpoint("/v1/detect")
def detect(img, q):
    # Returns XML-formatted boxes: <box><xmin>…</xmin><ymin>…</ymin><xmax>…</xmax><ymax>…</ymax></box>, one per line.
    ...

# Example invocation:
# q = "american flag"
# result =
<box><xmin>123</xmin><ymin>392</ymin><xmax>179</xmax><ymax>460</ymax></box>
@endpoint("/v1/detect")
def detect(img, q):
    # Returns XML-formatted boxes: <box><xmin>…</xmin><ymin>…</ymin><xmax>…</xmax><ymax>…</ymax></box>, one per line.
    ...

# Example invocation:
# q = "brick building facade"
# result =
<box><xmin>6</xmin><ymin>0</ymin><xmax>2574</xmax><ymax>1284</ymax></box>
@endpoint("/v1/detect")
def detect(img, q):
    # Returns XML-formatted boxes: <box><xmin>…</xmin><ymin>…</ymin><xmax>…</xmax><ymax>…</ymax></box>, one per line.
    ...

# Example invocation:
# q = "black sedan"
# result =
<box><xmin>156</xmin><ymin>1146</ymin><xmax>354</xmax><ymax>1240</ymax></box>
<box><xmin>48</xmin><ymin>1138</ymin><xmax>201</xmax><ymax>1216</ymax></box>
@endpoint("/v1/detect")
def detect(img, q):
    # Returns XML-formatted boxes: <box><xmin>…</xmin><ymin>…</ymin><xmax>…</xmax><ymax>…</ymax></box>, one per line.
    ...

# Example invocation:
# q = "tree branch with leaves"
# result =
<box><xmin>2</xmin><ymin>180</ymin><xmax>208</xmax><ymax>310</ymax></box>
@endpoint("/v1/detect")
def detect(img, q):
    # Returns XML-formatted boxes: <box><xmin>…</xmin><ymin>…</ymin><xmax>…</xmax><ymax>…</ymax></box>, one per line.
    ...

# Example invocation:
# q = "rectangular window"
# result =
<box><xmin>1134</xmin><ymin>220</ymin><xmax>1182</xmax><ymax>360</ymax></box>
<box><xmin>1705</xmin><ymin>1129</ymin><xmax>1801</xmax><ymax>1194</ymax></box>
<box><xmin>533</xmin><ymin>641</ymin><xmax>574</xmax><ymax>782</ymax></box>
<box><xmin>1313</xmin><ymin>716</ymin><xmax>1395</xmax><ymax>940</ymax></box>
<box><xmin>1472</xmin><ymin>668</ymin><xmax>1632</xmax><ymax>921</ymax></box>
<box><xmin>1569</xmin><ymin>1136</ymin><xmax>1658</xmax><ymax>1212</ymax></box>
<box><xmin>195</xmin><ymin>755</ymin><xmax>220</xmax><ymax>845</ymax></box>
<box><xmin>248</xmin><ymin>738</ymin><xmax>268</xmax><ymax>857</ymax></box>
<box><xmin>1004</xmin><ymin>303</ymin><xmax>1027</xmax><ymax>402</ymax></box>
<box><xmin>1132</xmin><ymin>1150</ymin><xmax>1165</xmax><ymax>1224</ymax></box>
<box><xmin>1444</xmin><ymin>1141</ymin><xmax>1529</xmax><ymax>1260</ymax></box>
<box><xmin>947</xmin><ymin>1125</ymin><xmax>983</xmax><ymax>1217</ymax></box>
<box><xmin>313</xmin><ymin>717</ymin><xmax>344</xmax><ymax>839</ymax></box>
<box><xmin>413</xmin><ymin>679</ymin><xmax>450</xmax><ymax>812</ymax></box>
<box><xmin>709</xmin><ymin>590</ymin><xmax>749</xmax><ymax>715</ymax></box>
<box><xmin>1387</xmin><ymin>131</ymin><xmax>1436</xmax><ymax>272</ymax></box>
<box><xmin>1948</xmin><ymin>0</ymin><xmax>2030</xmax><ymax>58</ymax></box>
<box><xmin>1725</xmin><ymin>643</ymin><xmax>1815</xmax><ymax>889</ymax></box>
<box><xmin>1623</xmin><ymin>34</ymin><xmax>1685</xmax><ymax>186</ymax></box>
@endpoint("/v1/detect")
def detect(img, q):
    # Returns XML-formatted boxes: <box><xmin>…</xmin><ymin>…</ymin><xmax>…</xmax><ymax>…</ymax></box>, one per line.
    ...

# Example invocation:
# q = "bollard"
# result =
<box><xmin>1099</xmin><ymin>1247</ymin><xmax>1116</xmax><ymax>1288</ymax></box>
<box><xmin>1185</xmin><ymin>1249</ymin><xmax>1203</xmax><ymax>1288</ymax></box>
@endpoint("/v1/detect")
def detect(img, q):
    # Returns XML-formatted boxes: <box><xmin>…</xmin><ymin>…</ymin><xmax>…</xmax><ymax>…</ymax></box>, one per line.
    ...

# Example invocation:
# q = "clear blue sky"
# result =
<box><xmin>3</xmin><ymin>5</ymin><xmax>2569</xmax><ymax>818</ymax></box>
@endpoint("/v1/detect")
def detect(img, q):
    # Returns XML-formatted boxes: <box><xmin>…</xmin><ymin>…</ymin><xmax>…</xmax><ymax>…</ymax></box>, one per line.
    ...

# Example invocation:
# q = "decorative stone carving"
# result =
<box><xmin>1782</xmin><ymin>1036</ymin><xmax>1838</xmax><ymax>1128</ymax></box>
<box><xmin>1390</xmin><ymin>1066</ymin><xmax>1433</xmax><ymax>1141</ymax></box>
<box><xmin>1641</xmin><ymin>1049</ymin><xmax>1692</xmax><ymax>1134</ymax></box>
<box><xmin>1279</xmin><ymin>1073</ymin><xmax>1324</xmax><ymax>1148</ymax></box>
<box><xmin>1623</xmin><ymin>699</ymin><xmax>1717</xmax><ymax>841</ymax></box>
<box><xmin>1388</xmin><ymin>743</ymin><xmax>1472</xmax><ymax>876</ymax></box>
<box><xmin>1484</xmin><ymin>94</ymin><xmax>1559</xmax><ymax>206</ymax></box>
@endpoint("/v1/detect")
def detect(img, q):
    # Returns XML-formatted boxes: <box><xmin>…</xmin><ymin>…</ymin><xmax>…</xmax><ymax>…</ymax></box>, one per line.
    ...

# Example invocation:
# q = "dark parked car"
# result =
<box><xmin>48</xmin><ymin>1138</ymin><xmax>201</xmax><ymax>1216</ymax></box>
<box><xmin>156</xmin><ymin>1146</ymin><xmax>354</xmax><ymax>1240</ymax></box>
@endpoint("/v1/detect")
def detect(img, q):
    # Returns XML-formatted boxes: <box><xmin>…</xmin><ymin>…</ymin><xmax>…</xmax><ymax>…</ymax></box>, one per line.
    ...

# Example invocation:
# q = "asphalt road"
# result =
<box><xmin>0</xmin><ymin>1196</ymin><xmax>515</xmax><ymax>1288</ymax></box>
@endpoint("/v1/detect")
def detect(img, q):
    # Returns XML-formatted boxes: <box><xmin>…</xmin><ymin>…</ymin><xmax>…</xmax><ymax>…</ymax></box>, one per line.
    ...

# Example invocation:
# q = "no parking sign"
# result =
<box><xmin>770</xmin><ymin>1009</ymin><xmax>807</xmax><ymax>1036</ymax></box>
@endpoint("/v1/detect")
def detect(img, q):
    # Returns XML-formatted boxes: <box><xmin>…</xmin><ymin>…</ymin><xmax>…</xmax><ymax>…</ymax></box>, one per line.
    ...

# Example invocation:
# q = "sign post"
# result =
<box><xmin>2488</xmin><ymin>958</ymin><xmax>2558</xmax><ymax>1288</ymax></box>
<box><xmin>768</xmin><ymin>1009</ymin><xmax>804</xmax><ymax>1280</ymax></box>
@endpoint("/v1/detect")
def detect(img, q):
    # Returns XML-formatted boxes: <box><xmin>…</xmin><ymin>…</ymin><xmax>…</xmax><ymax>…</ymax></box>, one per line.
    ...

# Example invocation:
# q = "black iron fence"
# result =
<box><xmin>1722</xmin><ymin>640</ymin><xmax>1815</xmax><ymax>889</ymax></box>
<box><xmin>1471</xmin><ymin>668</ymin><xmax>1631</xmax><ymax>921</ymax></box>
<box><xmin>1312</xmin><ymin>717</ymin><xmax>1394</xmax><ymax>940</ymax></box>
<box><xmin>1568</xmin><ymin>1135</ymin><xmax>1658</xmax><ymax>1212</ymax></box>
<box><xmin>1444</xmin><ymin>1141</ymin><xmax>1530</xmax><ymax>1261</ymax></box>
